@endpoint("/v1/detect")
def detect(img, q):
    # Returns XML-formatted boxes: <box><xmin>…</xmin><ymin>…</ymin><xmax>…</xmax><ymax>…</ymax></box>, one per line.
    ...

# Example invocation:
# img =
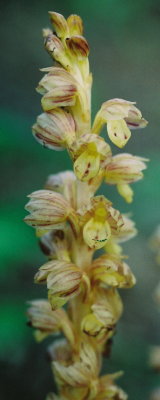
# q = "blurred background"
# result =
<box><xmin>1</xmin><ymin>0</ymin><xmax>160</xmax><ymax>399</ymax></box>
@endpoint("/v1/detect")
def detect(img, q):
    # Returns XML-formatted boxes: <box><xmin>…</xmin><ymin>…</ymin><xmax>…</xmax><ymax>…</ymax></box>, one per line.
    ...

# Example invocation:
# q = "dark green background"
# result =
<box><xmin>1</xmin><ymin>0</ymin><xmax>160</xmax><ymax>399</ymax></box>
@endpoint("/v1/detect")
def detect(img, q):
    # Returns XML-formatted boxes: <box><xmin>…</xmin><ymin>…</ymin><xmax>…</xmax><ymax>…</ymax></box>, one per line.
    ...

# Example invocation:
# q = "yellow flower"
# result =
<box><xmin>81</xmin><ymin>287</ymin><xmax>123</xmax><ymax>338</ymax></box>
<box><xmin>82</xmin><ymin>196</ymin><xmax>124</xmax><ymax>249</ymax></box>
<box><xmin>72</xmin><ymin>133</ymin><xmax>111</xmax><ymax>182</ymax></box>
<box><xmin>91</xmin><ymin>254</ymin><xmax>136</xmax><ymax>288</ymax></box>
<box><xmin>92</xmin><ymin>98</ymin><xmax>148</xmax><ymax>148</ymax></box>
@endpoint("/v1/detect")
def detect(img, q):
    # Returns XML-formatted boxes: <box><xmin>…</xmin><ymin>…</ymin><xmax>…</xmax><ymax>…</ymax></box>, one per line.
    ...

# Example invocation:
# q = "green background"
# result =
<box><xmin>1</xmin><ymin>0</ymin><xmax>160</xmax><ymax>399</ymax></box>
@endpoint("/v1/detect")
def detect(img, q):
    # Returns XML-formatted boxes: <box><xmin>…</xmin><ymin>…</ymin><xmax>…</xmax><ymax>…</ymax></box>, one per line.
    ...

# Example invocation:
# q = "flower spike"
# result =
<box><xmin>26</xmin><ymin>8</ymin><xmax>148</xmax><ymax>400</ymax></box>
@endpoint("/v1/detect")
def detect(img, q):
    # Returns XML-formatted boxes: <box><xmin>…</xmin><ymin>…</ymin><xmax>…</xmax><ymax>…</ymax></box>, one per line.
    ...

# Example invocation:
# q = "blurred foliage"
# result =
<box><xmin>1</xmin><ymin>0</ymin><xmax>160</xmax><ymax>399</ymax></box>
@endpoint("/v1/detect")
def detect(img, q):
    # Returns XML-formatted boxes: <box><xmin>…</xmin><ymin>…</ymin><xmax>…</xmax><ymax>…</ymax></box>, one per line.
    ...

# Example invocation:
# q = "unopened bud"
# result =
<box><xmin>32</xmin><ymin>109</ymin><xmax>76</xmax><ymax>150</ymax></box>
<box><xmin>24</xmin><ymin>190</ymin><xmax>70</xmax><ymax>229</ymax></box>
<box><xmin>67</xmin><ymin>14</ymin><xmax>83</xmax><ymax>36</ymax></box>
<box><xmin>48</xmin><ymin>12</ymin><xmax>69</xmax><ymax>38</ymax></box>
<box><xmin>66</xmin><ymin>35</ymin><xmax>89</xmax><ymax>58</ymax></box>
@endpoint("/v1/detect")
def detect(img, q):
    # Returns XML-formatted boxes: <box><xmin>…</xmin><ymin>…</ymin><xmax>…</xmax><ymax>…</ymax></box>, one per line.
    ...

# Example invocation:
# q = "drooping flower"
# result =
<box><xmin>92</xmin><ymin>98</ymin><xmax>148</xmax><ymax>148</ymax></box>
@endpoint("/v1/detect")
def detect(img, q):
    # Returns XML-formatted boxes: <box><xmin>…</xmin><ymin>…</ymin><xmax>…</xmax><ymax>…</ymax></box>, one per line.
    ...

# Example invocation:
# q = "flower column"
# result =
<box><xmin>25</xmin><ymin>11</ymin><xmax>148</xmax><ymax>400</ymax></box>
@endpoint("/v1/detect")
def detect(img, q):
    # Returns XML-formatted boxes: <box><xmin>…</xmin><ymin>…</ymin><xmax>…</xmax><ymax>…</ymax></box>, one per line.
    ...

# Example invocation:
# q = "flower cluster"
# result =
<box><xmin>25</xmin><ymin>10</ymin><xmax>148</xmax><ymax>400</ymax></box>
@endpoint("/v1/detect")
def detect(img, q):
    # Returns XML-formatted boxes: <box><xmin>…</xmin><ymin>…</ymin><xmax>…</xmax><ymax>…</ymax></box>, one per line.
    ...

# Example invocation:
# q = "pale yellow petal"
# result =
<box><xmin>107</xmin><ymin>119</ymin><xmax>131</xmax><ymax>148</ymax></box>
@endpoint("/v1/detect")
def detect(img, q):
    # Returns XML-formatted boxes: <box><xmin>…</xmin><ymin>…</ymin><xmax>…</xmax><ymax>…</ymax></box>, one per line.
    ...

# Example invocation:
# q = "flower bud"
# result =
<box><xmin>37</xmin><ymin>67</ymin><xmax>77</xmax><ymax>96</ymax></box>
<box><xmin>92</xmin><ymin>254</ymin><xmax>136</xmax><ymax>288</ymax></box>
<box><xmin>105</xmin><ymin>153</ymin><xmax>147</xmax><ymax>184</ymax></box>
<box><xmin>24</xmin><ymin>190</ymin><xmax>70</xmax><ymax>229</ymax></box>
<box><xmin>67</xmin><ymin>14</ymin><xmax>83</xmax><ymax>36</ymax></box>
<box><xmin>35</xmin><ymin>259</ymin><xmax>83</xmax><ymax>310</ymax></box>
<box><xmin>66</xmin><ymin>35</ymin><xmax>89</xmax><ymax>58</ymax></box>
<box><xmin>48</xmin><ymin>12</ymin><xmax>69</xmax><ymax>39</ymax></box>
<box><xmin>43</xmin><ymin>33</ymin><xmax>70</xmax><ymax>67</ymax></box>
<box><xmin>32</xmin><ymin>109</ymin><xmax>76</xmax><ymax>150</ymax></box>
